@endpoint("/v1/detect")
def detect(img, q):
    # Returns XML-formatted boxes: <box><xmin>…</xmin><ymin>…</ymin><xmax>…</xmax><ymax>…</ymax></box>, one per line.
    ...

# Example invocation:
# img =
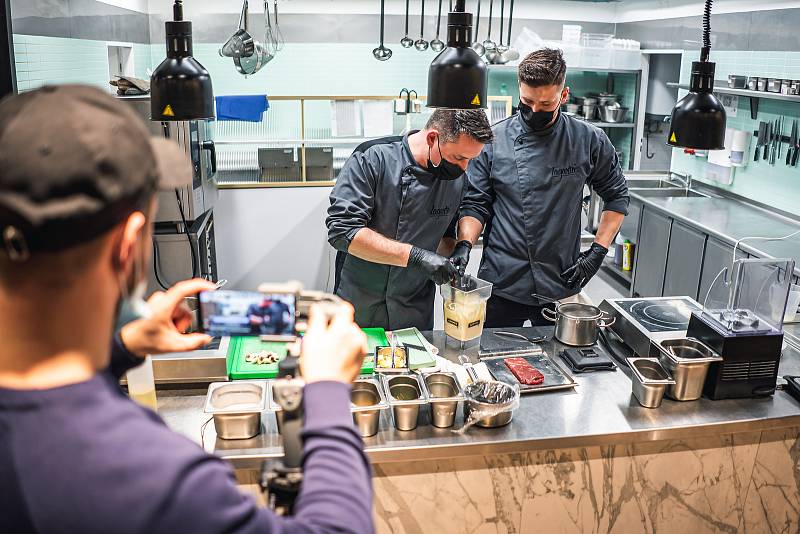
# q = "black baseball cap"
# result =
<box><xmin>0</xmin><ymin>84</ymin><xmax>192</xmax><ymax>260</ymax></box>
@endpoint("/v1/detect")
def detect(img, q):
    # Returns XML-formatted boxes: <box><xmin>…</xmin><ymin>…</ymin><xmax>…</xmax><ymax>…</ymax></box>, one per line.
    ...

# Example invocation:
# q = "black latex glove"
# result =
<box><xmin>449</xmin><ymin>240</ymin><xmax>473</xmax><ymax>276</ymax></box>
<box><xmin>561</xmin><ymin>242</ymin><xmax>609</xmax><ymax>288</ymax></box>
<box><xmin>408</xmin><ymin>246</ymin><xmax>459</xmax><ymax>285</ymax></box>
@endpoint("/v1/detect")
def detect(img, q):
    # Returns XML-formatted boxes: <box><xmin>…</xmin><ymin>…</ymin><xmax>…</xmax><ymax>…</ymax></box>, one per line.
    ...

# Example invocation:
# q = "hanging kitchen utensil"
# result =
<box><xmin>414</xmin><ymin>0</ymin><xmax>429</xmax><ymax>51</ymax></box>
<box><xmin>373</xmin><ymin>0</ymin><xmax>393</xmax><ymax>60</ymax></box>
<box><xmin>263</xmin><ymin>0</ymin><xmax>277</xmax><ymax>54</ymax></box>
<box><xmin>430</xmin><ymin>0</ymin><xmax>445</xmax><ymax>52</ymax></box>
<box><xmin>500</xmin><ymin>0</ymin><xmax>519</xmax><ymax>62</ymax></box>
<box><xmin>482</xmin><ymin>0</ymin><xmax>496</xmax><ymax>52</ymax></box>
<box><xmin>219</xmin><ymin>0</ymin><xmax>255</xmax><ymax>58</ymax></box>
<box><xmin>233</xmin><ymin>0</ymin><xmax>274</xmax><ymax>76</ymax></box>
<box><xmin>273</xmin><ymin>0</ymin><xmax>285</xmax><ymax>51</ymax></box>
<box><xmin>471</xmin><ymin>0</ymin><xmax>485</xmax><ymax>56</ymax></box>
<box><xmin>401</xmin><ymin>0</ymin><xmax>414</xmax><ymax>47</ymax></box>
<box><xmin>496</xmin><ymin>0</ymin><xmax>508</xmax><ymax>54</ymax></box>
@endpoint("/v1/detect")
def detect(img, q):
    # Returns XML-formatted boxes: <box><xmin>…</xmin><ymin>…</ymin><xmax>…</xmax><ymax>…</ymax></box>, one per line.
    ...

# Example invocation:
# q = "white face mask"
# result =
<box><xmin>114</xmin><ymin>245</ymin><xmax>152</xmax><ymax>330</ymax></box>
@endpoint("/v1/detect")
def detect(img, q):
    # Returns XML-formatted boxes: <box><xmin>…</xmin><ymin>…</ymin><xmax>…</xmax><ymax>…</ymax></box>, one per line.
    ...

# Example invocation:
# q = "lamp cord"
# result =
<box><xmin>701</xmin><ymin>0</ymin><xmax>712</xmax><ymax>62</ymax></box>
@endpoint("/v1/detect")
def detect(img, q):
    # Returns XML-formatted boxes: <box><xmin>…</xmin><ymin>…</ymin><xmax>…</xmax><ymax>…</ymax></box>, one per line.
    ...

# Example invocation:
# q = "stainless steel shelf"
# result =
<box><xmin>589</xmin><ymin>122</ymin><xmax>635</xmax><ymax>129</ymax></box>
<box><xmin>667</xmin><ymin>81</ymin><xmax>800</xmax><ymax>104</ymax></box>
<box><xmin>668</xmin><ymin>81</ymin><xmax>800</xmax><ymax>119</ymax></box>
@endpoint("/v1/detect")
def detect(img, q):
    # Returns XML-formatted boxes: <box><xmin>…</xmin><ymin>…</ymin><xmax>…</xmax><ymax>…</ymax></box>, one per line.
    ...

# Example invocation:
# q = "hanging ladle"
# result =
<box><xmin>415</xmin><ymin>0</ymin><xmax>429</xmax><ymax>51</ymax></box>
<box><xmin>401</xmin><ymin>0</ymin><xmax>414</xmax><ymax>47</ymax></box>
<box><xmin>496</xmin><ymin>0</ymin><xmax>508</xmax><ymax>54</ymax></box>
<box><xmin>430</xmin><ymin>0</ymin><xmax>445</xmax><ymax>52</ymax></box>
<box><xmin>482</xmin><ymin>0</ymin><xmax>496</xmax><ymax>53</ymax></box>
<box><xmin>500</xmin><ymin>0</ymin><xmax>519</xmax><ymax>62</ymax></box>
<box><xmin>471</xmin><ymin>0</ymin><xmax>485</xmax><ymax>56</ymax></box>
<box><xmin>373</xmin><ymin>0</ymin><xmax>393</xmax><ymax>60</ymax></box>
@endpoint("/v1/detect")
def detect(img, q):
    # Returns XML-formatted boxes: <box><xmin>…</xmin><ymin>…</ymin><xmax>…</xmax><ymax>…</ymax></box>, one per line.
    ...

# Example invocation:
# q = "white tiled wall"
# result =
<box><xmin>13</xmin><ymin>34</ymin><xmax>153</xmax><ymax>93</ymax></box>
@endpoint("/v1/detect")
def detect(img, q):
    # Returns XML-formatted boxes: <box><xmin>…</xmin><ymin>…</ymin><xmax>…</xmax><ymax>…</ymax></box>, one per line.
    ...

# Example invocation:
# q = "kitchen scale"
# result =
<box><xmin>599</xmin><ymin>296</ymin><xmax>703</xmax><ymax>356</ymax></box>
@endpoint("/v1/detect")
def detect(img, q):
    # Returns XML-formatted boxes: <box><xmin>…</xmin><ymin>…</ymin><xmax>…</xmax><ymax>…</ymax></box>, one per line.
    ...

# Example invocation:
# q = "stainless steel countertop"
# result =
<box><xmin>158</xmin><ymin>328</ymin><xmax>800</xmax><ymax>467</ymax></box>
<box><xmin>628</xmin><ymin>187</ymin><xmax>800</xmax><ymax>274</ymax></box>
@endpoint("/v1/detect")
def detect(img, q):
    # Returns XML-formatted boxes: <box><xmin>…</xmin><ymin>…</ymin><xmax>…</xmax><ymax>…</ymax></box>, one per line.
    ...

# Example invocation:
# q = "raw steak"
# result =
<box><xmin>504</xmin><ymin>357</ymin><xmax>545</xmax><ymax>385</ymax></box>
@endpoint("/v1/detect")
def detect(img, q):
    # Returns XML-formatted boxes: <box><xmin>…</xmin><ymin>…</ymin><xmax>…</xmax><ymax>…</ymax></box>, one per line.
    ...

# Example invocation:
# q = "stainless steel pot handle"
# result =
<box><xmin>598</xmin><ymin>312</ymin><xmax>616</xmax><ymax>328</ymax></box>
<box><xmin>541</xmin><ymin>307</ymin><xmax>558</xmax><ymax>322</ymax></box>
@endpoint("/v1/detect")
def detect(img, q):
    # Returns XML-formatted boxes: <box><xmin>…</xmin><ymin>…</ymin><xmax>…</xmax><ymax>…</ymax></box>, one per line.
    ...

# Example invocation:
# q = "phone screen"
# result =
<box><xmin>198</xmin><ymin>290</ymin><xmax>296</xmax><ymax>338</ymax></box>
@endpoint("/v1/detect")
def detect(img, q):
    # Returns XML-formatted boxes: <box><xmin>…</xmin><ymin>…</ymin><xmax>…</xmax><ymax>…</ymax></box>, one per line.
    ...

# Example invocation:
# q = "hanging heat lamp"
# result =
<box><xmin>667</xmin><ymin>0</ymin><xmax>726</xmax><ymax>150</ymax></box>
<box><xmin>427</xmin><ymin>0</ymin><xmax>487</xmax><ymax>109</ymax></box>
<box><xmin>151</xmin><ymin>0</ymin><xmax>215</xmax><ymax>121</ymax></box>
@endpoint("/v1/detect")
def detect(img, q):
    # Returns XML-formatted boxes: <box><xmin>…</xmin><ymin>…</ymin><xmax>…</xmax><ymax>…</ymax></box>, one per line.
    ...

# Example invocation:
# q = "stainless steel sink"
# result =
<box><xmin>633</xmin><ymin>189</ymin><xmax>709</xmax><ymax>198</ymax></box>
<box><xmin>627</xmin><ymin>179</ymin><xmax>682</xmax><ymax>189</ymax></box>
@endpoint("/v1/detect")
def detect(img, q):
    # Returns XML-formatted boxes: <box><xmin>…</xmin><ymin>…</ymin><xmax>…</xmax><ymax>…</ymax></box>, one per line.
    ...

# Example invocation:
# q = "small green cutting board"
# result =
<box><xmin>227</xmin><ymin>328</ymin><xmax>385</xmax><ymax>380</ymax></box>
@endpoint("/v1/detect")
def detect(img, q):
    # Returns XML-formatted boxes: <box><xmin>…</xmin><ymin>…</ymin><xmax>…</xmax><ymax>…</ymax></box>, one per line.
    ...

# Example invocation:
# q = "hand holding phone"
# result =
<box><xmin>300</xmin><ymin>303</ymin><xmax>367</xmax><ymax>384</ymax></box>
<box><xmin>198</xmin><ymin>290</ymin><xmax>297</xmax><ymax>339</ymax></box>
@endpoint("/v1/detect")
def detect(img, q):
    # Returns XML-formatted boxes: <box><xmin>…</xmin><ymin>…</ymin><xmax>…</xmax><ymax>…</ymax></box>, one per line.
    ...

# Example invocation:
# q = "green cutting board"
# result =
<box><xmin>390</xmin><ymin>327</ymin><xmax>437</xmax><ymax>370</ymax></box>
<box><xmin>226</xmin><ymin>328</ymin><xmax>383</xmax><ymax>380</ymax></box>
<box><xmin>227</xmin><ymin>337</ymin><xmax>290</xmax><ymax>380</ymax></box>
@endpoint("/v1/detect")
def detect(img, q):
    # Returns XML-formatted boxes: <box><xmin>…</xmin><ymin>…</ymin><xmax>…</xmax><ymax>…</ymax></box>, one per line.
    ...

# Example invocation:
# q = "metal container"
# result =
<box><xmin>383</xmin><ymin>374</ymin><xmax>429</xmax><ymax>431</ymax></box>
<box><xmin>747</xmin><ymin>76</ymin><xmax>759</xmax><ymax>91</ymax></box>
<box><xmin>656</xmin><ymin>338</ymin><xmax>723</xmax><ymax>401</ymax></box>
<box><xmin>727</xmin><ymin>75</ymin><xmax>748</xmax><ymax>89</ymax></box>
<box><xmin>757</xmin><ymin>77</ymin><xmax>768</xmax><ymax>92</ymax></box>
<box><xmin>766</xmin><ymin>78</ymin><xmax>783</xmax><ymax>93</ymax></box>
<box><xmin>574</xmin><ymin>96</ymin><xmax>597</xmax><ymax>106</ymax></box>
<box><xmin>565</xmin><ymin>103</ymin><xmax>581</xmax><ymax>114</ymax></box>
<box><xmin>628</xmin><ymin>358</ymin><xmax>675</xmax><ymax>408</ymax></box>
<box><xmin>598</xmin><ymin>106</ymin><xmax>629</xmax><ymax>123</ymax></box>
<box><xmin>463</xmin><ymin>380</ymin><xmax>518</xmax><ymax>428</ymax></box>
<box><xmin>350</xmin><ymin>378</ymin><xmax>389</xmax><ymax>438</ymax></box>
<box><xmin>204</xmin><ymin>381</ymin><xmax>267</xmax><ymax>440</ymax></box>
<box><xmin>424</xmin><ymin>372</ymin><xmax>464</xmax><ymax>428</ymax></box>
<box><xmin>542</xmin><ymin>302</ymin><xmax>616</xmax><ymax>346</ymax></box>
<box><xmin>582</xmin><ymin>104</ymin><xmax>597</xmax><ymax>120</ymax></box>
<box><xmin>590</xmin><ymin>92</ymin><xmax>619</xmax><ymax>106</ymax></box>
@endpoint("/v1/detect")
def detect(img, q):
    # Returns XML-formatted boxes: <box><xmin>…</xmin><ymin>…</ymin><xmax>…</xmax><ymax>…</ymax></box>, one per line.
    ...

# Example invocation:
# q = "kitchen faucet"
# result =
<box><xmin>668</xmin><ymin>172</ymin><xmax>692</xmax><ymax>191</ymax></box>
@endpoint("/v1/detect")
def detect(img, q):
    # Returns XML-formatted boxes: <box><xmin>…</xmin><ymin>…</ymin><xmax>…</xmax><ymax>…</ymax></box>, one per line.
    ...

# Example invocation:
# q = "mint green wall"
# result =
<box><xmin>488</xmin><ymin>68</ymin><xmax>639</xmax><ymax>169</ymax></box>
<box><xmin>13</xmin><ymin>34</ymin><xmax>151</xmax><ymax>92</ymax></box>
<box><xmin>670</xmin><ymin>50</ymin><xmax>800</xmax><ymax>217</ymax></box>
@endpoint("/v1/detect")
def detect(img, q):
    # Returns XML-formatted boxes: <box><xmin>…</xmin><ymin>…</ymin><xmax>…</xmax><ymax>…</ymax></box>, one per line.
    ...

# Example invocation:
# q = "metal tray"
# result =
<box><xmin>481</xmin><ymin>351</ymin><xmax>577</xmax><ymax>394</ymax></box>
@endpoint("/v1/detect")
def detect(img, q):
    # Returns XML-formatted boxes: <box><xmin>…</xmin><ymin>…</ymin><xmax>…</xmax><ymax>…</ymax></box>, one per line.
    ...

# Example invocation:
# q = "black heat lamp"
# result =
<box><xmin>427</xmin><ymin>0</ymin><xmax>487</xmax><ymax>109</ymax></box>
<box><xmin>667</xmin><ymin>0</ymin><xmax>726</xmax><ymax>150</ymax></box>
<box><xmin>151</xmin><ymin>0</ymin><xmax>214</xmax><ymax>121</ymax></box>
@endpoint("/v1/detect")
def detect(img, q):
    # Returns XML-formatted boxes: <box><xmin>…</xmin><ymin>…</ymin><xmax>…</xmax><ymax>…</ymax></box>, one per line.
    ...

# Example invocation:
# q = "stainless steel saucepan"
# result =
<box><xmin>542</xmin><ymin>302</ymin><xmax>615</xmax><ymax>346</ymax></box>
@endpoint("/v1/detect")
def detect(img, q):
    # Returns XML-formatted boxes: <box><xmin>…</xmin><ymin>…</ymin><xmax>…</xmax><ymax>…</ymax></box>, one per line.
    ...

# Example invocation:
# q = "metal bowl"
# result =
<box><xmin>463</xmin><ymin>380</ymin><xmax>518</xmax><ymax>428</ymax></box>
<box><xmin>598</xmin><ymin>106</ymin><xmax>629</xmax><ymax>123</ymax></box>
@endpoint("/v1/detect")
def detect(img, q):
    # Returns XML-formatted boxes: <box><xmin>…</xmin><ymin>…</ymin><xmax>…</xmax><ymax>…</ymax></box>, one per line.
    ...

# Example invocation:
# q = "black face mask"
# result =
<box><xmin>519</xmin><ymin>101</ymin><xmax>557</xmax><ymax>131</ymax></box>
<box><xmin>427</xmin><ymin>136</ymin><xmax>464</xmax><ymax>181</ymax></box>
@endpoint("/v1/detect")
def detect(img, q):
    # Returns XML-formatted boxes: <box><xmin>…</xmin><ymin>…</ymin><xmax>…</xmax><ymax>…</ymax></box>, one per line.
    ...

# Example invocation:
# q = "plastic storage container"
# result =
<box><xmin>580</xmin><ymin>33</ymin><xmax>614</xmax><ymax>69</ymax></box>
<box><xmin>126</xmin><ymin>356</ymin><xmax>157</xmax><ymax>410</ymax></box>
<box><xmin>440</xmin><ymin>276</ymin><xmax>493</xmax><ymax>343</ymax></box>
<box><xmin>561</xmin><ymin>24</ymin><xmax>582</xmax><ymax>44</ymax></box>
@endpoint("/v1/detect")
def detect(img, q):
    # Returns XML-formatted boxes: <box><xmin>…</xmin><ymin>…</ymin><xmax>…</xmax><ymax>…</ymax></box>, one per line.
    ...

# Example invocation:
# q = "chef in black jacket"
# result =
<box><xmin>452</xmin><ymin>49</ymin><xmax>630</xmax><ymax>327</ymax></box>
<box><xmin>326</xmin><ymin>109</ymin><xmax>493</xmax><ymax>330</ymax></box>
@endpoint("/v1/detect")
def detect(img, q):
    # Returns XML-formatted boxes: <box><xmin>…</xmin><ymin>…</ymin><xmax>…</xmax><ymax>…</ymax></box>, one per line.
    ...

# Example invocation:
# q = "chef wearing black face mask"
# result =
<box><xmin>450</xmin><ymin>49</ymin><xmax>630</xmax><ymax>328</ymax></box>
<box><xmin>327</xmin><ymin>109</ymin><xmax>493</xmax><ymax>330</ymax></box>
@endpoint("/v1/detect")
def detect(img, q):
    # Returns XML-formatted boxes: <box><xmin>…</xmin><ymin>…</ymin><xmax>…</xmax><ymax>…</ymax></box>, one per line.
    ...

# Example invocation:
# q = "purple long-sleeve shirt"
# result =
<box><xmin>0</xmin><ymin>337</ymin><xmax>374</xmax><ymax>533</ymax></box>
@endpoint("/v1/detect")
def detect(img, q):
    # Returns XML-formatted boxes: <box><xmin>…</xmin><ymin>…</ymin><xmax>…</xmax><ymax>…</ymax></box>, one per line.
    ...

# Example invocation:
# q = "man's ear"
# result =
<box><xmin>426</xmin><ymin>130</ymin><xmax>439</xmax><ymax>147</ymax></box>
<box><xmin>561</xmin><ymin>86</ymin><xmax>570</xmax><ymax>105</ymax></box>
<box><xmin>113</xmin><ymin>211</ymin><xmax>147</xmax><ymax>273</ymax></box>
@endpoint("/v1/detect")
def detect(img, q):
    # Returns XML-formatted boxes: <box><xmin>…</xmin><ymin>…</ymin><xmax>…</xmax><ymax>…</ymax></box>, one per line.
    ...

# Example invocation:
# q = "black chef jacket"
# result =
<box><xmin>460</xmin><ymin>112</ymin><xmax>629</xmax><ymax>306</ymax></box>
<box><xmin>326</xmin><ymin>132</ymin><xmax>463</xmax><ymax>330</ymax></box>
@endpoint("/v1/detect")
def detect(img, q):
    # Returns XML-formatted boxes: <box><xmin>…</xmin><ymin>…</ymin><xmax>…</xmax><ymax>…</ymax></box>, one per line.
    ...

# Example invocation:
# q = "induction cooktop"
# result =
<box><xmin>599</xmin><ymin>297</ymin><xmax>703</xmax><ymax>356</ymax></box>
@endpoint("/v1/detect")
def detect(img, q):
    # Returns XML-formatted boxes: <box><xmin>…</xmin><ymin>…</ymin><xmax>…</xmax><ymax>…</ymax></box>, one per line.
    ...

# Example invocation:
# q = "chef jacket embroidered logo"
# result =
<box><xmin>430</xmin><ymin>205</ymin><xmax>450</xmax><ymax>217</ymax></box>
<box><xmin>551</xmin><ymin>165</ymin><xmax>580</xmax><ymax>179</ymax></box>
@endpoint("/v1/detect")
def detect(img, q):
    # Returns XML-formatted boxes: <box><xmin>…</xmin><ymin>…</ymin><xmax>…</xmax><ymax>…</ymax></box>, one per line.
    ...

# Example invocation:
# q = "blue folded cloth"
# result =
<box><xmin>215</xmin><ymin>95</ymin><xmax>270</xmax><ymax>122</ymax></box>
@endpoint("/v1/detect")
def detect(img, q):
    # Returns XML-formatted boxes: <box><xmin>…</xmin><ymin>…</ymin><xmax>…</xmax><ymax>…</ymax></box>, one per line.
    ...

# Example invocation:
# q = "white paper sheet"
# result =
<box><xmin>363</xmin><ymin>100</ymin><xmax>394</xmax><ymax>137</ymax></box>
<box><xmin>331</xmin><ymin>100</ymin><xmax>362</xmax><ymax>137</ymax></box>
